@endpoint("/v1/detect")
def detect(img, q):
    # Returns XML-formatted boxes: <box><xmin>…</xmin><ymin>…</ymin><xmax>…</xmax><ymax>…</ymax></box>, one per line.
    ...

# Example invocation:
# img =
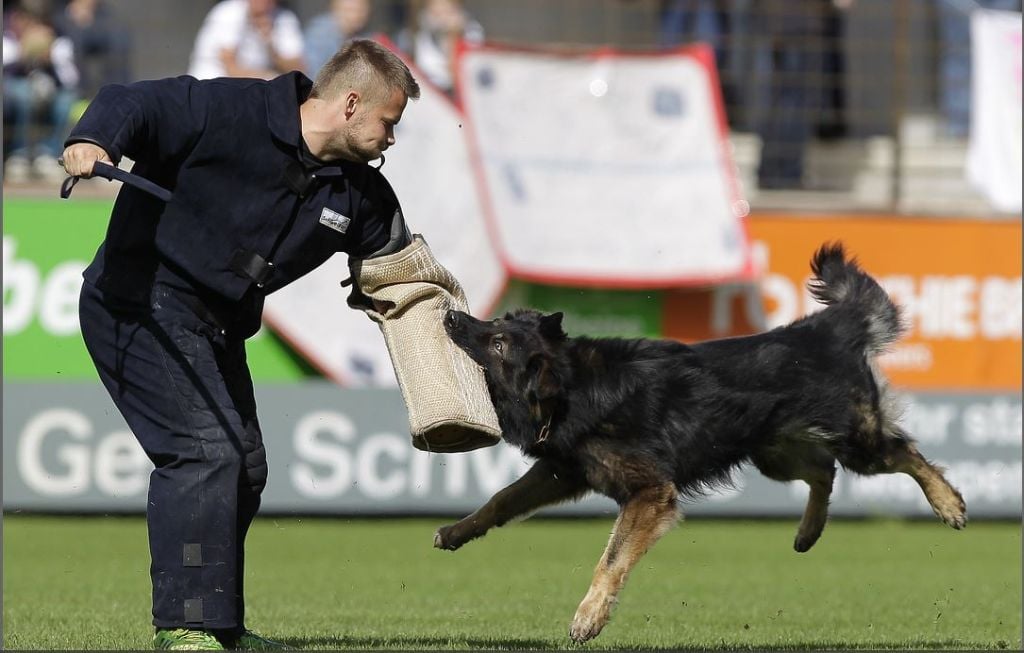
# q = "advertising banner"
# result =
<box><xmin>7</xmin><ymin>198</ymin><xmax>1019</xmax><ymax>393</ymax></box>
<box><xmin>3</xmin><ymin>382</ymin><xmax>1019</xmax><ymax>518</ymax></box>
<box><xmin>489</xmin><ymin>216</ymin><xmax>1022</xmax><ymax>393</ymax></box>
<box><xmin>2</xmin><ymin>199</ymin><xmax>315</xmax><ymax>382</ymax></box>
<box><xmin>456</xmin><ymin>42</ymin><xmax>755</xmax><ymax>287</ymax></box>
<box><xmin>3</xmin><ymin>199</ymin><xmax>105</xmax><ymax>380</ymax></box>
<box><xmin>744</xmin><ymin>214</ymin><xmax>1022</xmax><ymax>391</ymax></box>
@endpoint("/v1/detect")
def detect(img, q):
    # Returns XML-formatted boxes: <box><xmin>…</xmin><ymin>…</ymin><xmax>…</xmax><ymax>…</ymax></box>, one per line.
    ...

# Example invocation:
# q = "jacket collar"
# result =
<box><xmin>266</xmin><ymin>71</ymin><xmax>312</xmax><ymax>149</ymax></box>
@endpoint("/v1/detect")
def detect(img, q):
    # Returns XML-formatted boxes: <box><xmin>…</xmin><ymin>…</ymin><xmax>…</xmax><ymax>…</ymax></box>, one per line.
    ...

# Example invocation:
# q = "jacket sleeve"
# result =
<box><xmin>351</xmin><ymin>166</ymin><xmax>413</xmax><ymax>259</ymax></box>
<box><xmin>65</xmin><ymin>76</ymin><xmax>208</xmax><ymax>167</ymax></box>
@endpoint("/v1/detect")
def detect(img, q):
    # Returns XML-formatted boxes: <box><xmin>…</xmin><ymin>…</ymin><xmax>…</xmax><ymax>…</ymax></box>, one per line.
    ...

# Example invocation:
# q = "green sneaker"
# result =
<box><xmin>231</xmin><ymin>630</ymin><xmax>290</xmax><ymax>651</ymax></box>
<box><xmin>154</xmin><ymin>628</ymin><xmax>225</xmax><ymax>650</ymax></box>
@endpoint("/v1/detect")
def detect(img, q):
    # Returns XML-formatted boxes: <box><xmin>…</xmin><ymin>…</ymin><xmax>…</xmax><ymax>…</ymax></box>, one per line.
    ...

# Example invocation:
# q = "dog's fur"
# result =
<box><xmin>436</xmin><ymin>243</ymin><xmax>966</xmax><ymax>643</ymax></box>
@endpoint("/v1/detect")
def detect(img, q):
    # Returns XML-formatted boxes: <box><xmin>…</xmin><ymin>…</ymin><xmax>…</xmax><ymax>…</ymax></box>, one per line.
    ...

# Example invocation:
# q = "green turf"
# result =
<box><xmin>2</xmin><ymin>516</ymin><xmax>1020</xmax><ymax>650</ymax></box>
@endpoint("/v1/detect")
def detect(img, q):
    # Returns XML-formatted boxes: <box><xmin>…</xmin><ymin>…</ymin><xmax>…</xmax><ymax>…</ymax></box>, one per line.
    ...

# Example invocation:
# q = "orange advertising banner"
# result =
<box><xmin>746</xmin><ymin>214</ymin><xmax>1021</xmax><ymax>391</ymax></box>
<box><xmin>663</xmin><ymin>214</ymin><xmax>1021</xmax><ymax>390</ymax></box>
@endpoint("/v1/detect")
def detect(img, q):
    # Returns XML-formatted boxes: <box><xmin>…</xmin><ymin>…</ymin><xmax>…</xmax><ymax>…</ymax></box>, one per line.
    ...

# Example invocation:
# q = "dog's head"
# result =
<box><xmin>445</xmin><ymin>308</ymin><xmax>567</xmax><ymax>433</ymax></box>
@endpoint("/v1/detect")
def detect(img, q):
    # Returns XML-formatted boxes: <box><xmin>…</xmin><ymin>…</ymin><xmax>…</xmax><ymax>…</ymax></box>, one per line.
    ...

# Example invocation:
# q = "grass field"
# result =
<box><xmin>2</xmin><ymin>515</ymin><xmax>1020</xmax><ymax>650</ymax></box>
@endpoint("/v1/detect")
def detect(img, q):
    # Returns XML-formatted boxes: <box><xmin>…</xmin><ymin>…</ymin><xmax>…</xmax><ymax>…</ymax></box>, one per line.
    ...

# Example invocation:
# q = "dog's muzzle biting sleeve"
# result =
<box><xmin>346</xmin><ymin>233</ymin><xmax>502</xmax><ymax>453</ymax></box>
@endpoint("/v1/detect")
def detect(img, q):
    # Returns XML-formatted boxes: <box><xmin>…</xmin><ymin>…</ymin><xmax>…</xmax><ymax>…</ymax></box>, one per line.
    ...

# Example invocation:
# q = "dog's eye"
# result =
<box><xmin>492</xmin><ymin>339</ymin><xmax>504</xmax><ymax>354</ymax></box>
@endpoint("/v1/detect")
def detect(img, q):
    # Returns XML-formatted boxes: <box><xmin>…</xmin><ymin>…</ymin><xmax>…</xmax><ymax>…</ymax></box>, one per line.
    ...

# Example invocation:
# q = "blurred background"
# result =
<box><xmin>3</xmin><ymin>0</ymin><xmax>1021</xmax><ymax>520</ymax></box>
<box><xmin>4</xmin><ymin>0</ymin><xmax>1023</xmax><ymax>212</ymax></box>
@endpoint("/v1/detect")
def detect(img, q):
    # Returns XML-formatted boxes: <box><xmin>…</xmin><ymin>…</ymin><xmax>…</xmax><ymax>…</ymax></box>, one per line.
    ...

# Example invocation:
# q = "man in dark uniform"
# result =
<box><xmin>60</xmin><ymin>39</ymin><xmax>420</xmax><ymax>651</ymax></box>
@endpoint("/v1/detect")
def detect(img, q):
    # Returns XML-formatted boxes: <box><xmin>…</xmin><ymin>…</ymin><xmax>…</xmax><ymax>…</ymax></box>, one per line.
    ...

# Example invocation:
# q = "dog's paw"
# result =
<box><xmin>934</xmin><ymin>495</ymin><xmax>967</xmax><ymax>530</ymax></box>
<box><xmin>793</xmin><ymin>522</ymin><xmax>826</xmax><ymax>553</ymax></box>
<box><xmin>569</xmin><ymin>594</ymin><xmax>611</xmax><ymax>644</ymax></box>
<box><xmin>433</xmin><ymin>524</ymin><xmax>463</xmax><ymax>551</ymax></box>
<box><xmin>569</xmin><ymin>613</ymin><xmax>606</xmax><ymax>644</ymax></box>
<box><xmin>793</xmin><ymin>532</ymin><xmax>820</xmax><ymax>553</ymax></box>
<box><xmin>948</xmin><ymin>510</ymin><xmax>967</xmax><ymax>530</ymax></box>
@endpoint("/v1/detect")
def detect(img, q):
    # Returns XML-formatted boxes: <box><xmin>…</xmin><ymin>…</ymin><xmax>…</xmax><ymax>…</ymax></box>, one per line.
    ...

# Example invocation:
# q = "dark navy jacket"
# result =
<box><xmin>70</xmin><ymin>72</ymin><xmax>407</xmax><ymax>336</ymax></box>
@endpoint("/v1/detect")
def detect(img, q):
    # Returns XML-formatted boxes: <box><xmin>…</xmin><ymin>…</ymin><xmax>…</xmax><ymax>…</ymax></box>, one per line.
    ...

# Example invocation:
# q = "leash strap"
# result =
<box><xmin>60</xmin><ymin>161</ymin><xmax>173</xmax><ymax>202</ymax></box>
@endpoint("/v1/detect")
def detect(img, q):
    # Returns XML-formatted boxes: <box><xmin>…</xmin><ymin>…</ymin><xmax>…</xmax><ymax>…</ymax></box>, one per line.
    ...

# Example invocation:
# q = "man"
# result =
<box><xmin>394</xmin><ymin>0</ymin><xmax>484</xmax><ymax>97</ymax></box>
<box><xmin>61</xmin><ymin>39</ymin><xmax>420</xmax><ymax>651</ymax></box>
<box><xmin>188</xmin><ymin>0</ymin><xmax>305</xmax><ymax>80</ymax></box>
<box><xmin>304</xmin><ymin>0</ymin><xmax>373</xmax><ymax>75</ymax></box>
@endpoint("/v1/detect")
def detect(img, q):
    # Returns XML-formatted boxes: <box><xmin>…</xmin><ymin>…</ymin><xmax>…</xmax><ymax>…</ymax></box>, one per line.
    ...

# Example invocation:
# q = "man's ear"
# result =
<box><xmin>539</xmin><ymin>312</ymin><xmax>566</xmax><ymax>341</ymax></box>
<box><xmin>344</xmin><ymin>91</ymin><xmax>359</xmax><ymax>118</ymax></box>
<box><xmin>525</xmin><ymin>355</ymin><xmax>560</xmax><ymax>423</ymax></box>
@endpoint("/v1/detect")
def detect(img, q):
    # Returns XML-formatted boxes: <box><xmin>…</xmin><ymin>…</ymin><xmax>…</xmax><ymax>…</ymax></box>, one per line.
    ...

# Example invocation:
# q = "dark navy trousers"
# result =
<box><xmin>79</xmin><ymin>280</ymin><xmax>268</xmax><ymax>631</ymax></box>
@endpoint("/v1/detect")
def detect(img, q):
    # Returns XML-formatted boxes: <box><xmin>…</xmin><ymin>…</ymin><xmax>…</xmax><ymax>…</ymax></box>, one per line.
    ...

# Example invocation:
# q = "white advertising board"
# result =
<box><xmin>456</xmin><ymin>43</ymin><xmax>755</xmax><ymax>286</ymax></box>
<box><xmin>967</xmin><ymin>9</ymin><xmax>1023</xmax><ymax>213</ymax></box>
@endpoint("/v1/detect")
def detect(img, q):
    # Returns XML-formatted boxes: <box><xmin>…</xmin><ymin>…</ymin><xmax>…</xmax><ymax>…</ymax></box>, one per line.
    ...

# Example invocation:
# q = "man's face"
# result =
<box><xmin>248</xmin><ymin>0</ymin><xmax>276</xmax><ymax>18</ymax></box>
<box><xmin>336</xmin><ymin>0</ymin><xmax>371</xmax><ymax>35</ymax></box>
<box><xmin>341</xmin><ymin>87</ymin><xmax>408</xmax><ymax>163</ymax></box>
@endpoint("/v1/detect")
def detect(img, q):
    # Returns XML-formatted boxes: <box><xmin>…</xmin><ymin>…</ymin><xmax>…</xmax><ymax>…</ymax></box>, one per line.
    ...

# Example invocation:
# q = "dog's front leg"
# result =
<box><xmin>569</xmin><ymin>483</ymin><xmax>679</xmax><ymax>644</ymax></box>
<box><xmin>434</xmin><ymin>459</ymin><xmax>585</xmax><ymax>551</ymax></box>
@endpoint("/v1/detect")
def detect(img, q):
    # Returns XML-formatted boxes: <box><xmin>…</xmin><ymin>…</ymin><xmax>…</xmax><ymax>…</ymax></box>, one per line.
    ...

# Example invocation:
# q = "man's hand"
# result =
<box><xmin>59</xmin><ymin>143</ymin><xmax>112</xmax><ymax>178</ymax></box>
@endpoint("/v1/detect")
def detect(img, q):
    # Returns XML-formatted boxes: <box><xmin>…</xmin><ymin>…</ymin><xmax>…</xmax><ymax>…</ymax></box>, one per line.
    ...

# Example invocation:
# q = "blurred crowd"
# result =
<box><xmin>653</xmin><ymin>0</ymin><xmax>1021</xmax><ymax>189</ymax></box>
<box><xmin>3</xmin><ymin>0</ymin><xmax>131</xmax><ymax>181</ymax></box>
<box><xmin>3</xmin><ymin>0</ymin><xmax>1021</xmax><ymax>192</ymax></box>
<box><xmin>2</xmin><ymin>0</ymin><xmax>483</xmax><ymax>182</ymax></box>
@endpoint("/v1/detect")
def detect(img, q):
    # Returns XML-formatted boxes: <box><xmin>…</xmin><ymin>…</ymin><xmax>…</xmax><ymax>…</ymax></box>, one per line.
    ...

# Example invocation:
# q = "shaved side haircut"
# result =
<box><xmin>311</xmin><ymin>39</ymin><xmax>421</xmax><ymax>103</ymax></box>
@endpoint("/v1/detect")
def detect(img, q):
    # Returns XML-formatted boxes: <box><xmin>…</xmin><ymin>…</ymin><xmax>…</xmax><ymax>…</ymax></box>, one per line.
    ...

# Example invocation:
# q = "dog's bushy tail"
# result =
<box><xmin>808</xmin><ymin>242</ymin><xmax>905</xmax><ymax>354</ymax></box>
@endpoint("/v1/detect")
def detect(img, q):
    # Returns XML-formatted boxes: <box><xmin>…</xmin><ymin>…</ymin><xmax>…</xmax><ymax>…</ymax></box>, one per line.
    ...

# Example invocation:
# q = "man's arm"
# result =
<box><xmin>63</xmin><ymin>76</ymin><xmax>208</xmax><ymax>169</ymax></box>
<box><xmin>267</xmin><ymin>10</ymin><xmax>306</xmax><ymax>74</ymax></box>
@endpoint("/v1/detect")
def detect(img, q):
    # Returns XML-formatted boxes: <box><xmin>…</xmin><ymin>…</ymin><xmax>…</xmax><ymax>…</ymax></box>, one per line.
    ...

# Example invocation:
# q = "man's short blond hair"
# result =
<box><xmin>311</xmin><ymin>39</ymin><xmax>420</xmax><ymax>104</ymax></box>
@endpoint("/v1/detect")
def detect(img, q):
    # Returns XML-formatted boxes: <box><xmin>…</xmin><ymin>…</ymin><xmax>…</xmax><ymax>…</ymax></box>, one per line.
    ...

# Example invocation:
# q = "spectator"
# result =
<box><xmin>395</xmin><ymin>0</ymin><xmax>484</xmax><ymax>97</ymax></box>
<box><xmin>188</xmin><ymin>0</ymin><xmax>304</xmax><ymax>80</ymax></box>
<box><xmin>656</xmin><ymin>0</ymin><xmax>746</xmax><ymax>125</ymax></box>
<box><xmin>3</xmin><ymin>0</ymin><xmax>79</xmax><ymax>182</ymax></box>
<box><xmin>52</xmin><ymin>0</ymin><xmax>132</xmax><ymax>100</ymax></box>
<box><xmin>813</xmin><ymin>0</ymin><xmax>853</xmax><ymax>140</ymax></box>
<box><xmin>748</xmin><ymin>0</ymin><xmax>833</xmax><ymax>190</ymax></box>
<box><xmin>305</xmin><ymin>0</ymin><xmax>373</xmax><ymax>76</ymax></box>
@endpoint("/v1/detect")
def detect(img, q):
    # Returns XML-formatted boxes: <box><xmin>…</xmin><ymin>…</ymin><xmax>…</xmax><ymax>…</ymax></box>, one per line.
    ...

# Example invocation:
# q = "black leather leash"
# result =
<box><xmin>60</xmin><ymin>160</ymin><xmax>173</xmax><ymax>202</ymax></box>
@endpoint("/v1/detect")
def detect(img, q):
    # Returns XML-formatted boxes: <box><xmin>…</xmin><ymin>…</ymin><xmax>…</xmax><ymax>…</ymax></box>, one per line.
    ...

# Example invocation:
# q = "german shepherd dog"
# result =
<box><xmin>436</xmin><ymin>243</ymin><xmax>966</xmax><ymax>643</ymax></box>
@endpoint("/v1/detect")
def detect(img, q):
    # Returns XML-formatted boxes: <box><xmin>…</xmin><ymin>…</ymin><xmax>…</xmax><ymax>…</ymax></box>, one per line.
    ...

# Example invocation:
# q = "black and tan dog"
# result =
<box><xmin>436</xmin><ymin>243</ymin><xmax>966</xmax><ymax>643</ymax></box>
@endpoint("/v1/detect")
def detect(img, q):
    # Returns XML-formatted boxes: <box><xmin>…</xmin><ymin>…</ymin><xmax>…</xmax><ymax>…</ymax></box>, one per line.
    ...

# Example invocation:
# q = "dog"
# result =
<box><xmin>435</xmin><ymin>243</ymin><xmax>966</xmax><ymax>644</ymax></box>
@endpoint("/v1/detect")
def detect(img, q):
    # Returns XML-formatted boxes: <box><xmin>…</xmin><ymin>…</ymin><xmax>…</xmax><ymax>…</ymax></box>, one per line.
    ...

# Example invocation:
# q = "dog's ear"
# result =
<box><xmin>525</xmin><ymin>354</ymin><xmax>560</xmax><ymax>423</ymax></box>
<box><xmin>539</xmin><ymin>312</ymin><xmax>566</xmax><ymax>341</ymax></box>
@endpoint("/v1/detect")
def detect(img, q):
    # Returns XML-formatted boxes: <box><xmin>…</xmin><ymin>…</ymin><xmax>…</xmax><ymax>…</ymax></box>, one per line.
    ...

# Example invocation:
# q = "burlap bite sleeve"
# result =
<box><xmin>347</xmin><ymin>235</ymin><xmax>502</xmax><ymax>453</ymax></box>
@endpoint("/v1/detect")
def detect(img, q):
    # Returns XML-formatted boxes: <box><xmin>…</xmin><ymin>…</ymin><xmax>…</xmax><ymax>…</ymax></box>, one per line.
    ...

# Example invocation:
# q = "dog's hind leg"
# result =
<box><xmin>569</xmin><ymin>483</ymin><xmax>679</xmax><ymax>644</ymax></box>
<box><xmin>434</xmin><ymin>459</ymin><xmax>587</xmax><ymax>551</ymax></box>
